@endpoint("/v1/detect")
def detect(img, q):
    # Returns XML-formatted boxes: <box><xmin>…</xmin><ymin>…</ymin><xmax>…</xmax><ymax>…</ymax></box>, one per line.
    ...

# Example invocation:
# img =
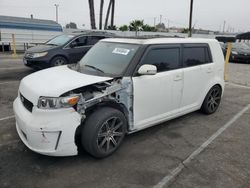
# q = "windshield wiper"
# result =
<box><xmin>84</xmin><ymin>65</ymin><xmax>104</xmax><ymax>73</ymax></box>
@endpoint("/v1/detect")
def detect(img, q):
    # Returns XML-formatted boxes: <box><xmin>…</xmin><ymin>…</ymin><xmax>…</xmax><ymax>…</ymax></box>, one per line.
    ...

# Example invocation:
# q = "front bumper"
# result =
<box><xmin>23</xmin><ymin>58</ymin><xmax>51</xmax><ymax>69</ymax></box>
<box><xmin>13</xmin><ymin>97</ymin><xmax>82</xmax><ymax>156</ymax></box>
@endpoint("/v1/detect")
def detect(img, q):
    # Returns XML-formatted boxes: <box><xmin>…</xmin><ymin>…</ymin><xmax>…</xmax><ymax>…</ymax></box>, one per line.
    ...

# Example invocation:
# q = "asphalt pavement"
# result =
<box><xmin>0</xmin><ymin>56</ymin><xmax>250</xmax><ymax>188</ymax></box>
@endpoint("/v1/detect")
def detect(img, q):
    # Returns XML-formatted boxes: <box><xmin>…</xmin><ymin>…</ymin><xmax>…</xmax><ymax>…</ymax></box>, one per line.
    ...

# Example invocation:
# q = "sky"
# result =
<box><xmin>0</xmin><ymin>0</ymin><xmax>249</xmax><ymax>32</ymax></box>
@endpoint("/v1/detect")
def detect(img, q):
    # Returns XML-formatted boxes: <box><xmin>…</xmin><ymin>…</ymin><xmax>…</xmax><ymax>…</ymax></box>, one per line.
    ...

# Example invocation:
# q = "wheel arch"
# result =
<box><xmin>74</xmin><ymin>100</ymin><xmax>129</xmax><ymax>153</ymax></box>
<box><xmin>50</xmin><ymin>54</ymin><xmax>69</xmax><ymax>65</ymax></box>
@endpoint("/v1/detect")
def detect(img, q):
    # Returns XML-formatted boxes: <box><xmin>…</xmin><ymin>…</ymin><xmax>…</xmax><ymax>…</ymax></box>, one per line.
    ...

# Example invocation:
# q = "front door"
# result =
<box><xmin>132</xmin><ymin>45</ymin><xmax>183</xmax><ymax>130</ymax></box>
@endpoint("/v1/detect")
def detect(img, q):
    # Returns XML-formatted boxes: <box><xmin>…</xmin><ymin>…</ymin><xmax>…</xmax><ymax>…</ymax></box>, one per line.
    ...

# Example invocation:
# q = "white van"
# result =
<box><xmin>13</xmin><ymin>38</ymin><xmax>225</xmax><ymax>158</ymax></box>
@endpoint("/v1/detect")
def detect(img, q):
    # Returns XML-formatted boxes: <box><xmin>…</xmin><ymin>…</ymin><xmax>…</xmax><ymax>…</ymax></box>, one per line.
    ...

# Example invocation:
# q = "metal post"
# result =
<box><xmin>54</xmin><ymin>4</ymin><xmax>59</xmax><ymax>23</ymax></box>
<box><xmin>188</xmin><ymin>0</ymin><xmax>194</xmax><ymax>37</ymax></box>
<box><xmin>224</xmin><ymin>42</ymin><xmax>232</xmax><ymax>81</ymax></box>
<box><xmin>12</xmin><ymin>34</ymin><xmax>17</xmax><ymax>57</ymax></box>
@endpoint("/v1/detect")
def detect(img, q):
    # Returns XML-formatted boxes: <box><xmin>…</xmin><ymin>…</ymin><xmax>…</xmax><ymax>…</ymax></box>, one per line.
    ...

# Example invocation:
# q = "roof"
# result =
<box><xmin>101</xmin><ymin>37</ymin><xmax>218</xmax><ymax>45</ymax></box>
<box><xmin>0</xmin><ymin>15</ymin><xmax>62</xmax><ymax>32</ymax></box>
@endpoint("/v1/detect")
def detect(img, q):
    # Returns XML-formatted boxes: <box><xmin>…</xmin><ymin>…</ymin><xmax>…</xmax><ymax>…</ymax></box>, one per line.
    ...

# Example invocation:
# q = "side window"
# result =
<box><xmin>87</xmin><ymin>36</ymin><xmax>105</xmax><ymax>45</ymax></box>
<box><xmin>74</xmin><ymin>36</ymin><xmax>87</xmax><ymax>47</ymax></box>
<box><xmin>141</xmin><ymin>48</ymin><xmax>180</xmax><ymax>72</ymax></box>
<box><xmin>183</xmin><ymin>47</ymin><xmax>212</xmax><ymax>67</ymax></box>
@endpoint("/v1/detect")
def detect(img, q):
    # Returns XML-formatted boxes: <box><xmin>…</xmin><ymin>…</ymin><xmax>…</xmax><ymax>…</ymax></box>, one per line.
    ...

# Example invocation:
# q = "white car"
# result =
<box><xmin>13</xmin><ymin>38</ymin><xmax>225</xmax><ymax>158</ymax></box>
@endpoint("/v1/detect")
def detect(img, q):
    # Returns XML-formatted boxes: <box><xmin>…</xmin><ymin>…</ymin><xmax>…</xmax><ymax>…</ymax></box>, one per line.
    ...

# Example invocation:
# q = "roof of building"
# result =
<box><xmin>102</xmin><ymin>37</ymin><xmax>218</xmax><ymax>45</ymax></box>
<box><xmin>0</xmin><ymin>15</ymin><xmax>62</xmax><ymax>32</ymax></box>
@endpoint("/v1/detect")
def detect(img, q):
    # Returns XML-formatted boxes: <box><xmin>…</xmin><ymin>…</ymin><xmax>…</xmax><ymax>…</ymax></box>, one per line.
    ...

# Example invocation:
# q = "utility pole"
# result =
<box><xmin>54</xmin><ymin>4</ymin><xmax>59</xmax><ymax>23</ymax></box>
<box><xmin>154</xmin><ymin>17</ymin><xmax>156</xmax><ymax>27</ymax></box>
<box><xmin>160</xmin><ymin>15</ymin><xmax>162</xmax><ymax>24</ymax></box>
<box><xmin>188</xmin><ymin>0</ymin><xmax>194</xmax><ymax>37</ymax></box>
<box><xmin>222</xmin><ymin>20</ymin><xmax>226</xmax><ymax>34</ymax></box>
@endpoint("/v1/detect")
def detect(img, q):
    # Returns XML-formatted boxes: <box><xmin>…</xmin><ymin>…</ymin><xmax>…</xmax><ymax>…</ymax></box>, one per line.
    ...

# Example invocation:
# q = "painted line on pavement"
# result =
<box><xmin>0</xmin><ymin>81</ymin><xmax>19</xmax><ymax>85</ymax></box>
<box><xmin>0</xmin><ymin>67</ymin><xmax>26</xmax><ymax>70</ymax></box>
<box><xmin>0</xmin><ymin>115</ymin><xmax>15</xmax><ymax>122</ymax></box>
<box><xmin>154</xmin><ymin>103</ymin><xmax>250</xmax><ymax>188</ymax></box>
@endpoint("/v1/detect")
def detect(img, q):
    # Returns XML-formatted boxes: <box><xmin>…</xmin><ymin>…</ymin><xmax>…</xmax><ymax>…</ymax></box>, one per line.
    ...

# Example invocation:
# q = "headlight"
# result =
<box><xmin>231</xmin><ymin>51</ymin><xmax>238</xmax><ymax>55</ymax></box>
<box><xmin>37</xmin><ymin>95</ymin><xmax>80</xmax><ymax>109</ymax></box>
<box><xmin>32</xmin><ymin>52</ymin><xmax>48</xmax><ymax>58</ymax></box>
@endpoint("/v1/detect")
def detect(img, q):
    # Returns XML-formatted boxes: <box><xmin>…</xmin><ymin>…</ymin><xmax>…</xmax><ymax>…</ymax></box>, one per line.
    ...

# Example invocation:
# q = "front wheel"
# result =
<box><xmin>201</xmin><ymin>85</ymin><xmax>222</xmax><ymax>114</ymax></box>
<box><xmin>81</xmin><ymin>107</ymin><xmax>127</xmax><ymax>158</ymax></box>
<box><xmin>50</xmin><ymin>56</ymin><xmax>67</xmax><ymax>67</ymax></box>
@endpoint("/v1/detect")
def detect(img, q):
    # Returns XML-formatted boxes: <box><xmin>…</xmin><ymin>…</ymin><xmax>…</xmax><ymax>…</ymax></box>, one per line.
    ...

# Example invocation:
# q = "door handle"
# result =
<box><xmin>173</xmin><ymin>74</ymin><xmax>182</xmax><ymax>81</ymax></box>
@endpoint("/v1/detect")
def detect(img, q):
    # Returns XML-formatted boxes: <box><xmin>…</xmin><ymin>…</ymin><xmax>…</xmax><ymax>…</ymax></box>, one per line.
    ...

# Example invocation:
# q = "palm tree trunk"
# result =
<box><xmin>104</xmin><ymin>0</ymin><xmax>112</xmax><ymax>30</ymax></box>
<box><xmin>111</xmin><ymin>0</ymin><xmax>115</xmax><ymax>27</ymax></box>
<box><xmin>99</xmin><ymin>0</ymin><xmax>104</xmax><ymax>30</ymax></box>
<box><xmin>88</xmin><ymin>0</ymin><xmax>96</xmax><ymax>29</ymax></box>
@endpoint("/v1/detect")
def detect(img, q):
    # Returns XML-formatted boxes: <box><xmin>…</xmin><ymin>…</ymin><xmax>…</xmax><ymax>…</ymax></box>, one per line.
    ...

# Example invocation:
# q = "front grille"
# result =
<box><xmin>20</xmin><ymin>93</ymin><xmax>33</xmax><ymax>112</ymax></box>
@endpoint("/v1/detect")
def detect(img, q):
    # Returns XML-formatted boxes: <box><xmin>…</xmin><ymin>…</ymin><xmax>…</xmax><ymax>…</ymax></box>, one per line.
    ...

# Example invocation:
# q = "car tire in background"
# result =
<box><xmin>50</xmin><ymin>56</ymin><xmax>68</xmax><ymax>67</ymax></box>
<box><xmin>201</xmin><ymin>85</ymin><xmax>222</xmax><ymax>114</ymax></box>
<box><xmin>81</xmin><ymin>107</ymin><xmax>127</xmax><ymax>158</ymax></box>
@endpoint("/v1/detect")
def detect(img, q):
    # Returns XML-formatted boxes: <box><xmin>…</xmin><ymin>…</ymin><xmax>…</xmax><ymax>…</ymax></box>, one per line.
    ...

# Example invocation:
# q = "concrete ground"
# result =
<box><xmin>0</xmin><ymin>56</ymin><xmax>250</xmax><ymax>188</ymax></box>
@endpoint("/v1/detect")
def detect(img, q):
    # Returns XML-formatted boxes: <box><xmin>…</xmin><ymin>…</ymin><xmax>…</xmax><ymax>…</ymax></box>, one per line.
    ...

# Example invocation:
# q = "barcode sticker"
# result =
<box><xmin>112</xmin><ymin>48</ymin><xmax>130</xmax><ymax>55</ymax></box>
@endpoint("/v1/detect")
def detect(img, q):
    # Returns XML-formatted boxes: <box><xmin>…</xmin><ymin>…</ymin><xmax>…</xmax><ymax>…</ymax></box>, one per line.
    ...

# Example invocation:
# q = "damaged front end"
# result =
<box><xmin>64</xmin><ymin>77</ymin><xmax>134</xmax><ymax>131</ymax></box>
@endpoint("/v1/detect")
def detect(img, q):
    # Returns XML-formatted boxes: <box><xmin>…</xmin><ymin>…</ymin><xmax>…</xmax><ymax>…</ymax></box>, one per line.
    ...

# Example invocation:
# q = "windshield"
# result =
<box><xmin>79</xmin><ymin>41</ymin><xmax>140</xmax><ymax>76</ymax></box>
<box><xmin>46</xmin><ymin>35</ymin><xmax>74</xmax><ymax>46</ymax></box>
<box><xmin>232</xmin><ymin>43</ymin><xmax>250</xmax><ymax>50</ymax></box>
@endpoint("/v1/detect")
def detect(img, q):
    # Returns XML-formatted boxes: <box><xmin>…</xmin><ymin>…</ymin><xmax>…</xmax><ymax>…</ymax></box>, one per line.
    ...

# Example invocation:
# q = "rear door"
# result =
<box><xmin>180</xmin><ymin>44</ymin><xmax>214</xmax><ymax>111</ymax></box>
<box><xmin>132</xmin><ymin>44</ymin><xmax>183</xmax><ymax>130</ymax></box>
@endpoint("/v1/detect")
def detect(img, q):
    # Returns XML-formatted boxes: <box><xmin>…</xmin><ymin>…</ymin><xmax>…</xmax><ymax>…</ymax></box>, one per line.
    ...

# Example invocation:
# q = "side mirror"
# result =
<box><xmin>138</xmin><ymin>64</ymin><xmax>157</xmax><ymax>75</ymax></box>
<box><xmin>70</xmin><ymin>41</ymin><xmax>77</xmax><ymax>48</ymax></box>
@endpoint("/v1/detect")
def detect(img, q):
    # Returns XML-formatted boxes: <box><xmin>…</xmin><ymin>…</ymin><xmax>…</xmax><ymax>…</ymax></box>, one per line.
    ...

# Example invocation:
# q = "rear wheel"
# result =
<box><xmin>201</xmin><ymin>85</ymin><xmax>222</xmax><ymax>114</ymax></box>
<box><xmin>51</xmin><ymin>56</ymin><xmax>67</xmax><ymax>67</ymax></box>
<box><xmin>81</xmin><ymin>107</ymin><xmax>126</xmax><ymax>158</ymax></box>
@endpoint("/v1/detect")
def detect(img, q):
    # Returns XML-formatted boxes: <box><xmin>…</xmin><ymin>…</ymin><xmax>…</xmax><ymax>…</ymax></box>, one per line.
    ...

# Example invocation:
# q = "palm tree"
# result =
<box><xmin>129</xmin><ymin>20</ymin><xmax>144</xmax><ymax>36</ymax></box>
<box><xmin>110</xmin><ymin>0</ymin><xmax>115</xmax><ymax>27</ymax></box>
<box><xmin>99</xmin><ymin>0</ymin><xmax>104</xmax><ymax>29</ymax></box>
<box><xmin>104</xmin><ymin>0</ymin><xmax>112</xmax><ymax>29</ymax></box>
<box><xmin>88</xmin><ymin>0</ymin><xmax>96</xmax><ymax>29</ymax></box>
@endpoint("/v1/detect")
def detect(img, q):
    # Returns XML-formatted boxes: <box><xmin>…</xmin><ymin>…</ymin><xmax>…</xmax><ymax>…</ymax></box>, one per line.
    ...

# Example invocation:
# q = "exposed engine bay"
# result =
<box><xmin>62</xmin><ymin>77</ymin><xmax>134</xmax><ymax>131</ymax></box>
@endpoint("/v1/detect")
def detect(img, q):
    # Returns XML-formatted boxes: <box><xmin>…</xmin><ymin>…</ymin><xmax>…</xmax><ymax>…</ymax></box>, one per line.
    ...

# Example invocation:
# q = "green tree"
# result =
<box><xmin>119</xmin><ymin>25</ymin><xmax>128</xmax><ymax>31</ymax></box>
<box><xmin>65</xmin><ymin>22</ymin><xmax>78</xmax><ymax>29</ymax></box>
<box><xmin>129</xmin><ymin>20</ymin><xmax>144</xmax><ymax>33</ymax></box>
<box><xmin>142</xmin><ymin>24</ymin><xmax>156</xmax><ymax>32</ymax></box>
<box><xmin>107</xmin><ymin>25</ymin><xmax>117</xmax><ymax>30</ymax></box>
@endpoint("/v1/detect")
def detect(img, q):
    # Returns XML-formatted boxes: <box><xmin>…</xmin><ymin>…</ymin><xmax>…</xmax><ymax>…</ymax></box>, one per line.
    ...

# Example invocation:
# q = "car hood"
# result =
<box><xmin>19</xmin><ymin>66</ymin><xmax>112</xmax><ymax>104</ymax></box>
<box><xmin>26</xmin><ymin>44</ymin><xmax>58</xmax><ymax>53</ymax></box>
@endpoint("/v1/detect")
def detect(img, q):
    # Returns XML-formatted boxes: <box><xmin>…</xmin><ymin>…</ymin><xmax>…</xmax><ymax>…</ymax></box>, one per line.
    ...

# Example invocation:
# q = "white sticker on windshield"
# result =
<box><xmin>112</xmin><ymin>48</ymin><xmax>130</xmax><ymax>55</ymax></box>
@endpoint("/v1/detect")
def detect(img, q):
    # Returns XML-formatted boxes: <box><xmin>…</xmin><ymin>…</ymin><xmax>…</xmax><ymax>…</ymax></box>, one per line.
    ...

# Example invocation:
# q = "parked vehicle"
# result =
<box><xmin>23</xmin><ymin>31</ymin><xmax>115</xmax><ymax>69</ymax></box>
<box><xmin>230</xmin><ymin>43</ymin><xmax>250</xmax><ymax>63</ymax></box>
<box><xmin>14</xmin><ymin>38</ymin><xmax>225</xmax><ymax>158</ymax></box>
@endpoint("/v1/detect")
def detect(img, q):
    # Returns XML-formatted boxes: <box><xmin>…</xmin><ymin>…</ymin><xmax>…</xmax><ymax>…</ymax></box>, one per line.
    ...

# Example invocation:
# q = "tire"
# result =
<box><xmin>201</xmin><ymin>85</ymin><xmax>222</xmax><ymax>114</ymax></box>
<box><xmin>50</xmin><ymin>56</ymin><xmax>67</xmax><ymax>67</ymax></box>
<box><xmin>81</xmin><ymin>107</ymin><xmax>127</xmax><ymax>158</ymax></box>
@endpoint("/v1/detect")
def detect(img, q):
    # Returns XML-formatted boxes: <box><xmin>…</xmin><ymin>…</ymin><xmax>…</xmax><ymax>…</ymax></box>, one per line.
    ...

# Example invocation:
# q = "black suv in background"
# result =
<box><xmin>23</xmin><ymin>31</ymin><xmax>115</xmax><ymax>69</ymax></box>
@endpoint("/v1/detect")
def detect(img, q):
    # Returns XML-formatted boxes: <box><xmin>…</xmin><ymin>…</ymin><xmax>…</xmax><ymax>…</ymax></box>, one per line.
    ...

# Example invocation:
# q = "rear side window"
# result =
<box><xmin>88</xmin><ymin>36</ymin><xmax>105</xmax><ymax>45</ymax></box>
<box><xmin>183</xmin><ymin>46</ymin><xmax>212</xmax><ymax>67</ymax></box>
<box><xmin>141</xmin><ymin>48</ymin><xmax>180</xmax><ymax>72</ymax></box>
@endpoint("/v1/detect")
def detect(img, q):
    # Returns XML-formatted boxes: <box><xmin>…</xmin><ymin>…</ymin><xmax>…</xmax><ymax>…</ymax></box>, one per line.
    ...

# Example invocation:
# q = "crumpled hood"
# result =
<box><xmin>19</xmin><ymin>66</ymin><xmax>112</xmax><ymax>104</ymax></box>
